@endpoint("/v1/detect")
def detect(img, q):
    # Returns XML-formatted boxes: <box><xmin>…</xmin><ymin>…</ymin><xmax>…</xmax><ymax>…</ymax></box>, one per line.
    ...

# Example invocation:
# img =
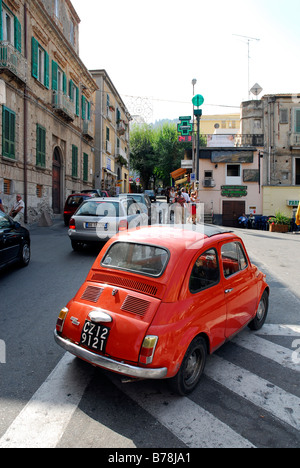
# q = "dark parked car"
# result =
<box><xmin>63</xmin><ymin>193</ymin><xmax>95</xmax><ymax>226</ymax></box>
<box><xmin>0</xmin><ymin>211</ymin><xmax>30</xmax><ymax>269</ymax></box>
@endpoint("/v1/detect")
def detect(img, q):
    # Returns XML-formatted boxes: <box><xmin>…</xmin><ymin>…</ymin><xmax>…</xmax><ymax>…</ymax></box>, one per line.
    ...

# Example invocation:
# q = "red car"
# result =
<box><xmin>63</xmin><ymin>193</ymin><xmax>95</xmax><ymax>226</ymax></box>
<box><xmin>54</xmin><ymin>225</ymin><xmax>269</xmax><ymax>395</ymax></box>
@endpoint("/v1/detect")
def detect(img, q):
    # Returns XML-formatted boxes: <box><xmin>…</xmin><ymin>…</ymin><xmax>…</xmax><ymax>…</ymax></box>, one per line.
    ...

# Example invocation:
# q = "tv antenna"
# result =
<box><xmin>233</xmin><ymin>34</ymin><xmax>260</xmax><ymax>100</ymax></box>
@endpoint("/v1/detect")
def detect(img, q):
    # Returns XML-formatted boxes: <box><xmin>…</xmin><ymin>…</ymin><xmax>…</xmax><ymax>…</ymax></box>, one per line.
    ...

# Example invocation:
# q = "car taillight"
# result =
<box><xmin>56</xmin><ymin>307</ymin><xmax>69</xmax><ymax>333</ymax></box>
<box><xmin>139</xmin><ymin>336</ymin><xmax>158</xmax><ymax>365</ymax></box>
<box><xmin>69</xmin><ymin>218</ymin><xmax>76</xmax><ymax>229</ymax></box>
<box><xmin>119</xmin><ymin>220</ymin><xmax>128</xmax><ymax>231</ymax></box>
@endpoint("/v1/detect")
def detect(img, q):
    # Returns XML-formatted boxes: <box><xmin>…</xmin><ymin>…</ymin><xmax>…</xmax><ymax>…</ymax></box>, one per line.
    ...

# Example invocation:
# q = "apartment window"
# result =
<box><xmin>280</xmin><ymin>109</ymin><xmax>288</xmax><ymax>124</ymax></box>
<box><xmin>81</xmin><ymin>95</ymin><xmax>90</xmax><ymax>120</ymax></box>
<box><xmin>0</xmin><ymin>5</ymin><xmax>21</xmax><ymax>52</ymax></box>
<box><xmin>70</xmin><ymin>20</ymin><xmax>75</xmax><ymax>46</ymax></box>
<box><xmin>36</xmin><ymin>184</ymin><xmax>43</xmax><ymax>198</ymax></box>
<box><xmin>52</xmin><ymin>61</ymin><xmax>66</xmax><ymax>93</ymax></box>
<box><xmin>69</xmin><ymin>80</ymin><xmax>79</xmax><ymax>116</ymax></box>
<box><xmin>226</xmin><ymin>164</ymin><xmax>241</xmax><ymax>185</ymax></box>
<box><xmin>254</xmin><ymin>119</ymin><xmax>262</xmax><ymax>130</ymax></box>
<box><xmin>2</xmin><ymin>106</ymin><xmax>15</xmax><ymax>159</ymax></box>
<box><xmin>295</xmin><ymin>109</ymin><xmax>300</xmax><ymax>133</ymax></box>
<box><xmin>54</xmin><ymin>0</ymin><xmax>60</xmax><ymax>19</ymax></box>
<box><xmin>32</xmin><ymin>38</ymin><xmax>49</xmax><ymax>88</ymax></box>
<box><xmin>106</xmin><ymin>127</ymin><xmax>110</xmax><ymax>141</ymax></box>
<box><xmin>83</xmin><ymin>153</ymin><xmax>88</xmax><ymax>182</ymax></box>
<box><xmin>36</xmin><ymin>124</ymin><xmax>46</xmax><ymax>167</ymax></box>
<box><xmin>3</xmin><ymin>178</ymin><xmax>11</xmax><ymax>195</ymax></box>
<box><xmin>72</xmin><ymin>145</ymin><xmax>78</xmax><ymax>178</ymax></box>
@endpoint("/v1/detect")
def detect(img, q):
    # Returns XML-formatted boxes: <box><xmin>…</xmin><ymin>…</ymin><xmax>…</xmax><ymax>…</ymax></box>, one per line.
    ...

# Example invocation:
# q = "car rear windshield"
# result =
<box><xmin>67</xmin><ymin>195</ymin><xmax>90</xmax><ymax>207</ymax></box>
<box><xmin>75</xmin><ymin>201</ymin><xmax>120</xmax><ymax>217</ymax></box>
<box><xmin>101</xmin><ymin>242</ymin><xmax>169</xmax><ymax>277</ymax></box>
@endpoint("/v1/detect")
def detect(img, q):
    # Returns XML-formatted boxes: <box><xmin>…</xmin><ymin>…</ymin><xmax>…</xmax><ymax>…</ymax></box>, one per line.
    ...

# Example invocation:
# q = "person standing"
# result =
<box><xmin>296</xmin><ymin>201</ymin><xmax>300</xmax><ymax>226</ymax></box>
<box><xmin>9</xmin><ymin>194</ymin><xmax>25</xmax><ymax>225</ymax></box>
<box><xmin>0</xmin><ymin>193</ymin><xmax>4</xmax><ymax>213</ymax></box>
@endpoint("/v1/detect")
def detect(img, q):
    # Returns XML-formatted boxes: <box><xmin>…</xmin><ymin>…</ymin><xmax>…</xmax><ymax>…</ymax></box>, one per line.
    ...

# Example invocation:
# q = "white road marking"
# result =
<box><xmin>111</xmin><ymin>378</ymin><xmax>255</xmax><ymax>448</ymax></box>
<box><xmin>233</xmin><ymin>329</ymin><xmax>300</xmax><ymax>372</ymax></box>
<box><xmin>0</xmin><ymin>353</ymin><xmax>93</xmax><ymax>448</ymax></box>
<box><xmin>205</xmin><ymin>355</ymin><xmax>300</xmax><ymax>431</ymax></box>
<box><xmin>256</xmin><ymin>324</ymin><xmax>300</xmax><ymax>336</ymax></box>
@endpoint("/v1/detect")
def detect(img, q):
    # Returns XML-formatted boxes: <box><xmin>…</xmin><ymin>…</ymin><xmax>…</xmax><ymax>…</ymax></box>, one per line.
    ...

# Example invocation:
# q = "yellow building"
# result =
<box><xmin>200</xmin><ymin>113</ymin><xmax>240</xmax><ymax>135</ymax></box>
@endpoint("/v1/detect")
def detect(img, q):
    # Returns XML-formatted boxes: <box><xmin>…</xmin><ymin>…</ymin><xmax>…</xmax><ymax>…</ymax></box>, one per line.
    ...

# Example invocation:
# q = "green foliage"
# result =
<box><xmin>130</xmin><ymin>122</ymin><xmax>191</xmax><ymax>188</ymax></box>
<box><xmin>268</xmin><ymin>211</ymin><xmax>291</xmax><ymax>225</ymax></box>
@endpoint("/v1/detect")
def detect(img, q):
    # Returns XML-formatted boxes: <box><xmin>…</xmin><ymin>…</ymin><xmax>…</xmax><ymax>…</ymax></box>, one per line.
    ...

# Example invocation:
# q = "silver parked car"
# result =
<box><xmin>68</xmin><ymin>197</ymin><xmax>148</xmax><ymax>250</ymax></box>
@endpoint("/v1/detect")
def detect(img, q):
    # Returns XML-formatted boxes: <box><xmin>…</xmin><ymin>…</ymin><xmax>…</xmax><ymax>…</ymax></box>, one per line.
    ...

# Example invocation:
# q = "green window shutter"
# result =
<box><xmin>14</xmin><ymin>16</ymin><xmax>21</xmax><ymax>53</ymax></box>
<box><xmin>69</xmin><ymin>80</ymin><xmax>74</xmax><ymax>100</ymax></box>
<box><xmin>52</xmin><ymin>60</ymin><xmax>58</xmax><ymax>91</ymax></box>
<box><xmin>0</xmin><ymin>0</ymin><xmax>3</xmax><ymax>41</ymax></box>
<box><xmin>81</xmin><ymin>95</ymin><xmax>86</xmax><ymax>120</ymax></box>
<box><xmin>295</xmin><ymin>110</ymin><xmax>300</xmax><ymax>133</ymax></box>
<box><xmin>72</xmin><ymin>145</ymin><xmax>78</xmax><ymax>178</ymax></box>
<box><xmin>75</xmin><ymin>86</ymin><xmax>79</xmax><ymax>116</ymax></box>
<box><xmin>87</xmin><ymin>101</ymin><xmax>91</xmax><ymax>121</ymax></box>
<box><xmin>2</xmin><ymin>107</ymin><xmax>15</xmax><ymax>159</ymax></box>
<box><xmin>36</xmin><ymin>124</ymin><xmax>46</xmax><ymax>167</ymax></box>
<box><xmin>32</xmin><ymin>37</ymin><xmax>39</xmax><ymax>79</ymax></box>
<box><xmin>83</xmin><ymin>153</ymin><xmax>88</xmax><ymax>181</ymax></box>
<box><xmin>63</xmin><ymin>72</ymin><xmax>67</xmax><ymax>95</ymax></box>
<box><xmin>44</xmin><ymin>51</ymin><xmax>49</xmax><ymax>89</ymax></box>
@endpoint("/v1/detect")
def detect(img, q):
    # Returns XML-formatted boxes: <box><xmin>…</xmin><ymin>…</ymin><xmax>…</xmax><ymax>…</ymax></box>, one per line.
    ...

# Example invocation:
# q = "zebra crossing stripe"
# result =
<box><xmin>232</xmin><ymin>330</ymin><xmax>300</xmax><ymax>372</ymax></box>
<box><xmin>204</xmin><ymin>355</ymin><xmax>300</xmax><ymax>432</ymax></box>
<box><xmin>111</xmin><ymin>378</ymin><xmax>255</xmax><ymax>448</ymax></box>
<box><xmin>256</xmin><ymin>324</ymin><xmax>300</xmax><ymax>336</ymax></box>
<box><xmin>0</xmin><ymin>353</ymin><xmax>93</xmax><ymax>448</ymax></box>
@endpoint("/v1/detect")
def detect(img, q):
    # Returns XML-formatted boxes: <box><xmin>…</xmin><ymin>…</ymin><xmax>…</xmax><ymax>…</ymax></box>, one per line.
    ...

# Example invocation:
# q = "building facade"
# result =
<box><xmin>0</xmin><ymin>0</ymin><xmax>98</xmax><ymax>224</ymax></box>
<box><xmin>90</xmin><ymin>69</ymin><xmax>131</xmax><ymax>196</ymax></box>
<box><xmin>241</xmin><ymin>95</ymin><xmax>300</xmax><ymax>217</ymax></box>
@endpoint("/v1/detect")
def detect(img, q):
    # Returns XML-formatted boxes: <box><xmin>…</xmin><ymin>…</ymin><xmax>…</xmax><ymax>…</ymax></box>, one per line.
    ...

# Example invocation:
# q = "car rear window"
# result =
<box><xmin>67</xmin><ymin>195</ymin><xmax>90</xmax><ymax>207</ymax></box>
<box><xmin>101</xmin><ymin>242</ymin><xmax>169</xmax><ymax>277</ymax></box>
<box><xmin>75</xmin><ymin>201</ymin><xmax>120</xmax><ymax>217</ymax></box>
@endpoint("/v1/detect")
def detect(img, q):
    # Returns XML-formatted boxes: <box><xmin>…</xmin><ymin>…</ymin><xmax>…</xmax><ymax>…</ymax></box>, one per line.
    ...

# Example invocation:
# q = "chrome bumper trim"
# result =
<box><xmin>54</xmin><ymin>330</ymin><xmax>168</xmax><ymax>380</ymax></box>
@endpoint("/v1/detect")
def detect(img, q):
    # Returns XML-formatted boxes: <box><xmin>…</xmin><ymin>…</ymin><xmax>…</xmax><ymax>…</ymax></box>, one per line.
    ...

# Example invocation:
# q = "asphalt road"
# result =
<box><xmin>0</xmin><ymin>221</ymin><xmax>299</xmax><ymax>449</ymax></box>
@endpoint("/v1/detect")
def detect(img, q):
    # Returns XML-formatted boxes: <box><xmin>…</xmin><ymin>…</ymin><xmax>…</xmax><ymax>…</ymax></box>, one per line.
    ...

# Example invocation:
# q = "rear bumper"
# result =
<box><xmin>54</xmin><ymin>330</ymin><xmax>168</xmax><ymax>380</ymax></box>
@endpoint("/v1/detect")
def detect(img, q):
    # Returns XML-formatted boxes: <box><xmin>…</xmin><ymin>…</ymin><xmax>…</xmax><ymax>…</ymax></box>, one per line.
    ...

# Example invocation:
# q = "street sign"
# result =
<box><xmin>190</xmin><ymin>173</ymin><xmax>196</xmax><ymax>182</ymax></box>
<box><xmin>192</xmin><ymin>94</ymin><xmax>204</xmax><ymax>107</ymax></box>
<box><xmin>177</xmin><ymin>116</ymin><xmax>193</xmax><ymax>136</ymax></box>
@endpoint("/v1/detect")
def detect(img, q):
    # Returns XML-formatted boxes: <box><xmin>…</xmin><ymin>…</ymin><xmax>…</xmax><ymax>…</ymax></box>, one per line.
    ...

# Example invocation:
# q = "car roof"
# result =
<box><xmin>67</xmin><ymin>193</ymin><xmax>93</xmax><ymax>197</ymax></box>
<box><xmin>116</xmin><ymin>225</ymin><xmax>234</xmax><ymax>251</ymax></box>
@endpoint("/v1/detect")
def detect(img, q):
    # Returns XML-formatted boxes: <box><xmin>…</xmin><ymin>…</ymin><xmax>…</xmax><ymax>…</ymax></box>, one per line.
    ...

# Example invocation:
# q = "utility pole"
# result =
<box><xmin>233</xmin><ymin>34</ymin><xmax>260</xmax><ymax>99</ymax></box>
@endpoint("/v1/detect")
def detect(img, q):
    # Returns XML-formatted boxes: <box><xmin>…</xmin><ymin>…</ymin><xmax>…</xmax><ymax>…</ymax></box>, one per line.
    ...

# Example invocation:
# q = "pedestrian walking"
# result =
<box><xmin>296</xmin><ymin>201</ymin><xmax>300</xmax><ymax>226</ymax></box>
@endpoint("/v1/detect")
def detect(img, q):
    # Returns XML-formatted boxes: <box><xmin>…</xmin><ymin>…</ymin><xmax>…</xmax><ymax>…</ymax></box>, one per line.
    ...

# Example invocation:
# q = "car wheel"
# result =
<box><xmin>169</xmin><ymin>336</ymin><xmax>207</xmax><ymax>396</ymax></box>
<box><xmin>248</xmin><ymin>290</ymin><xmax>269</xmax><ymax>331</ymax></box>
<box><xmin>71</xmin><ymin>240</ymin><xmax>84</xmax><ymax>251</ymax></box>
<box><xmin>19</xmin><ymin>241</ymin><xmax>30</xmax><ymax>267</ymax></box>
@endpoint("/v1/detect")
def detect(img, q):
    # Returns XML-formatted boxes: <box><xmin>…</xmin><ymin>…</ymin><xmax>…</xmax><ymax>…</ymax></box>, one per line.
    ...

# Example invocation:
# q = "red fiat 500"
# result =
<box><xmin>54</xmin><ymin>225</ymin><xmax>269</xmax><ymax>395</ymax></box>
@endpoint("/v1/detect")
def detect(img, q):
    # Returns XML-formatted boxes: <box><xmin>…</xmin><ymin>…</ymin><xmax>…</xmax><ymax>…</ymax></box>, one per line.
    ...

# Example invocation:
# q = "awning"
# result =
<box><xmin>170</xmin><ymin>168</ymin><xmax>187</xmax><ymax>180</ymax></box>
<box><xmin>104</xmin><ymin>168</ymin><xmax>118</xmax><ymax>177</ymax></box>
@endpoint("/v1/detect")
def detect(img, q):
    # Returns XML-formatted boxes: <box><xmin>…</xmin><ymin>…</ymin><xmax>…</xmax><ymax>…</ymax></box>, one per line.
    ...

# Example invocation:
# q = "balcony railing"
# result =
<box><xmin>200</xmin><ymin>134</ymin><xmax>264</xmax><ymax>148</ymax></box>
<box><xmin>0</xmin><ymin>41</ymin><xmax>27</xmax><ymax>83</ymax></box>
<box><xmin>52</xmin><ymin>91</ymin><xmax>74</xmax><ymax>121</ymax></box>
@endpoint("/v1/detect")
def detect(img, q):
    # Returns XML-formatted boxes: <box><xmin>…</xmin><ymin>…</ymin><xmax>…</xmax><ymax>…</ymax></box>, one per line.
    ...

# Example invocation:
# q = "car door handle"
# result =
<box><xmin>225</xmin><ymin>288</ymin><xmax>233</xmax><ymax>294</ymax></box>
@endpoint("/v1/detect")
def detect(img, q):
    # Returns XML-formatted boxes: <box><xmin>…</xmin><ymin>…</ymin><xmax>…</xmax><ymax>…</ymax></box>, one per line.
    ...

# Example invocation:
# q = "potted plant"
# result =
<box><xmin>268</xmin><ymin>211</ymin><xmax>291</xmax><ymax>233</ymax></box>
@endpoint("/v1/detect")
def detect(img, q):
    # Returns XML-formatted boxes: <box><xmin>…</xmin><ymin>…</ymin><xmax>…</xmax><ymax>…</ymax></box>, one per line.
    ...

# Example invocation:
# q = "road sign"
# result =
<box><xmin>190</xmin><ymin>173</ymin><xmax>196</xmax><ymax>182</ymax></box>
<box><xmin>192</xmin><ymin>94</ymin><xmax>204</xmax><ymax>107</ymax></box>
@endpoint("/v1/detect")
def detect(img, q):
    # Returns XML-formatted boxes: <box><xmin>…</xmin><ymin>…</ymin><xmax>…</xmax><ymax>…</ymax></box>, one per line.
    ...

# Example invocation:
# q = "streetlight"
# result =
<box><xmin>192</xmin><ymin>94</ymin><xmax>204</xmax><ymax>185</ymax></box>
<box><xmin>191</xmin><ymin>79</ymin><xmax>197</xmax><ymax>175</ymax></box>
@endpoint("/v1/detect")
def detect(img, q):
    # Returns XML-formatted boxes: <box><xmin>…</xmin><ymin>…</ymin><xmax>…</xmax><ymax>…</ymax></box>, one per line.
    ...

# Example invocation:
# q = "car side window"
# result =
<box><xmin>189</xmin><ymin>248</ymin><xmax>220</xmax><ymax>293</ymax></box>
<box><xmin>221</xmin><ymin>242</ymin><xmax>248</xmax><ymax>278</ymax></box>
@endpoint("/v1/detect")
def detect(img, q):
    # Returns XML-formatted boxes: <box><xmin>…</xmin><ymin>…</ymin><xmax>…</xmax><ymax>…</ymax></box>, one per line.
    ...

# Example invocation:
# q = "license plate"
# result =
<box><xmin>80</xmin><ymin>320</ymin><xmax>110</xmax><ymax>353</ymax></box>
<box><xmin>85</xmin><ymin>222</ymin><xmax>98</xmax><ymax>228</ymax></box>
<box><xmin>85</xmin><ymin>222</ymin><xmax>108</xmax><ymax>229</ymax></box>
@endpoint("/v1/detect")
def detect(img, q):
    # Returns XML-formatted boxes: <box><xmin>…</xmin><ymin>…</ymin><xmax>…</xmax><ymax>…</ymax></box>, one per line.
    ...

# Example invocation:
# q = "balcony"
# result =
<box><xmin>82</xmin><ymin>119</ymin><xmax>94</xmax><ymax>140</ymax></box>
<box><xmin>52</xmin><ymin>91</ymin><xmax>74</xmax><ymax>121</ymax></box>
<box><xmin>290</xmin><ymin>134</ymin><xmax>300</xmax><ymax>148</ymax></box>
<box><xmin>0</xmin><ymin>42</ymin><xmax>27</xmax><ymax>84</ymax></box>
<box><xmin>200</xmin><ymin>134</ymin><xmax>264</xmax><ymax>148</ymax></box>
<box><xmin>117</xmin><ymin>120</ymin><xmax>126</xmax><ymax>135</ymax></box>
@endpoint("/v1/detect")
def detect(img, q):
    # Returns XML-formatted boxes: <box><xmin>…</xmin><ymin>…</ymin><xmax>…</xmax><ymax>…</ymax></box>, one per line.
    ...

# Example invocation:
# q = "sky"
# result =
<box><xmin>71</xmin><ymin>0</ymin><xmax>300</xmax><ymax>123</ymax></box>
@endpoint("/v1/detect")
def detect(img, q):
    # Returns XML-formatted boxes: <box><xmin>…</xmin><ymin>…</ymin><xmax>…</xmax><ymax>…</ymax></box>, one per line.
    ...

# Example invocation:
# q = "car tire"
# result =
<box><xmin>248</xmin><ymin>290</ymin><xmax>269</xmax><ymax>331</ymax></box>
<box><xmin>168</xmin><ymin>336</ymin><xmax>207</xmax><ymax>396</ymax></box>
<box><xmin>19</xmin><ymin>241</ymin><xmax>30</xmax><ymax>267</ymax></box>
